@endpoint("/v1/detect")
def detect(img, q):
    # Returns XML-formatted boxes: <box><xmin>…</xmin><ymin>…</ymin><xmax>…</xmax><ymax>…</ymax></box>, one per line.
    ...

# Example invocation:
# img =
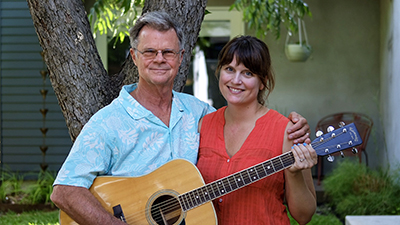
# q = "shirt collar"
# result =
<box><xmin>119</xmin><ymin>84</ymin><xmax>185</xmax><ymax>125</ymax></box>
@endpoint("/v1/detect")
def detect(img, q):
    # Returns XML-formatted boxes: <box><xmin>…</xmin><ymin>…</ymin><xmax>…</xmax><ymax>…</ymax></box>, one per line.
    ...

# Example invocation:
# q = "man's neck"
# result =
<box><xmin>131</xmin><ymin>84</ymin><xmax>173</xmax><ymax>126</ymax></box>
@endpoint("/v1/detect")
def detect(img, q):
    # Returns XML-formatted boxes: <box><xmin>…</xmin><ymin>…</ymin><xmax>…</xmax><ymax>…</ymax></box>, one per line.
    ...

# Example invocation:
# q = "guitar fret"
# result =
<box><xmin>249</xmin><ymin>167</ymin><xmax>259</xmax><ymax>181</ymax></box>
<box><xmin>235</xmin><ymin>173</ymin><xmax>245</xmax><ymax>188</ymax></box>
<box><xmin>272</xmin><ymin>159</ymin><xmax>283</xmax><ymax>171</ymax></box>
<box><xmin>213</xmin><ymin>181</ymin><xmax>221</xmax><ymax>197</ymax></box>
<box><xmin>215</xmin><ymin>181</ymin><xmax>223</xmax><ymax>196</ymax></box>
<box><xmin>255</xmin><ymin>164</ymin><xmax>266</xmax><ymax>178</ymax></box>
<box><xmin>193</xmin><ymin>189</ymin><xmax>201</xmax><ymax>205</ymax></box>
<box><xmin>203</xmin><ymin>186</ymin><xmax>211</xmax><ymax>202</ymax></box>
<box><xmin>278</xmin><ymin>157</ymin><xmax>285</xmax><ymax>170</ymax></box>
<box><xmin>218</xmin><ymin>180</ymin><xmax>227</xmax><ymax>195</ymax></box>
<box><xmin>222</xmin><ymin>177</ymin><xmax>232</xmax><ymax>193</ymax></box>
<box><xmin>184</xmin><ymin>192</ymin><xmax>194</xmax><ymax>210</ymax></box>
<box><xmin>242</xmin><ymin>170</ymin><xmax>251</xmax><ymax>184</ymax></box>
<box><xmin>208</xmin><ymin>182</ymin><xmax>217</xmax><ymax>199</ymax></box>
<box><xmin>228</xmin><ymin>175</ymin><xmax>239</xmax><ymax>190</ymax></box>
<box><xmin>178</xmin><ymin>195</ymin><xmax>187</xmax><ymax>211</ymax></box>
<box><xmin>227</xmin><ymin>176</ymin><xmax>234</xmax><ymax>192</ymax></box>
<box><xmin>263</xmin><ymin>161</ymin><xmax>275</xmax><ymax>174</ymax></box>
<box><xmin>198</xmin><ymin>186</ymin><xmax>207</xmax><ymax>203</ymax></box>
<box><xmin>184</xmin><ymin>194</ymin><xmax>191</xmax><ymax>211</ymax></box>
<box><xmin>186</xmin><ymin>191</ymin><xmax>194</xmax><ymax>208</ymax></box>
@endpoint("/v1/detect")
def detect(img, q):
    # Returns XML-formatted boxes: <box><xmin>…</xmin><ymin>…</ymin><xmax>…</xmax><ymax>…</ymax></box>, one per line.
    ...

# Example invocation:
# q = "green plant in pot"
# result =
<box><xmin>285</xmin><ymin>18</ymin><xmax>312</xmax><ymax>62</ymax></box>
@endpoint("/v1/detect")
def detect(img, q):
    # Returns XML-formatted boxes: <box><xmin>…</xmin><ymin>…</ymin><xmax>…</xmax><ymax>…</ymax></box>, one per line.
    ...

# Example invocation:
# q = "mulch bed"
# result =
<box><xmin>0</xmin><ymin>203</ymin><xmax>57</xmax><ymax>213</ymax></box>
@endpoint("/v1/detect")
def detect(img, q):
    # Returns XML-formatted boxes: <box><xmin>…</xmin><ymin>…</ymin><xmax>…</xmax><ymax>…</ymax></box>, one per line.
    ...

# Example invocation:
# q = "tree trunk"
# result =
<box><xmin>26</xmin><ymin>0</ymin><xmax>207</xmax><ymax>141</ymax></box>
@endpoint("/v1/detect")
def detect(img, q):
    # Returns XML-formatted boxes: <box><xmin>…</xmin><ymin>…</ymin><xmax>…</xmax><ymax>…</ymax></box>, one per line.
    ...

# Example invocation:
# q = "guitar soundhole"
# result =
<box><xmin>150</xmin><ymin>194</ymin><xmax>182</xmax><ymax>225</ymax></box>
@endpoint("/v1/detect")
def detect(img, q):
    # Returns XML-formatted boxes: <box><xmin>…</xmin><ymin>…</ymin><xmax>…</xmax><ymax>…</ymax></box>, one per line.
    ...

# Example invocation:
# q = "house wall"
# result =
<box><xmin>0</xmin><ymin>0</ymin><xmax>72</xmax><ymax>175</ymax></box>
<box><xmin>262</xmin><ymin>0</ymin><xmax>382</xmax><ymax>173</ymax></box>
<box><xmin>208</xmin><ymin>0</ymin><xmax>384</xmax><ymax>174</ymax></box>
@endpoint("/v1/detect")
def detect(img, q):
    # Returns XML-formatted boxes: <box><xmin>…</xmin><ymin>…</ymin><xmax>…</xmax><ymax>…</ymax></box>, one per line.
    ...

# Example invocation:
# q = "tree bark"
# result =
<box><xmin>27</xmin><ymin>0</ymin><xmax>207</xmax><ymax>141</ymax></box>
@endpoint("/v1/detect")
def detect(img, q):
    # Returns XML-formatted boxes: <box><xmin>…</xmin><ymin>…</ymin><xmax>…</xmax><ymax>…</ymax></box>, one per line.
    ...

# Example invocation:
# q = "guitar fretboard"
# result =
<box><xmin>178</xmin><ymin>151</ymin><xmax>295</xmax><ymax>211</ymax></box>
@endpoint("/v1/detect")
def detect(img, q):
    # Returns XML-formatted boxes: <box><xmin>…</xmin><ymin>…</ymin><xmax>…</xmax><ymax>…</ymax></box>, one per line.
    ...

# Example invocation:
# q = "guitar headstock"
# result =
<box><xmin>312</xmin><ymin>123</ymin><xmax>362</xmax><ymax>158</ymax></box>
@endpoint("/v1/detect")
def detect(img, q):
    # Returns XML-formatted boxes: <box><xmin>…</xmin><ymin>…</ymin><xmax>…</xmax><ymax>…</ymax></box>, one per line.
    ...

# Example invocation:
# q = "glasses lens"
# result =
<box><xmin>142</xmin><ymin>50</ymin><xmax>157</xmax><ymax>58</ymax></box>
<box><xmin>162</xmin><ymin>50</ymin><xmax>177</xmax><ymax>60</ymax></box>
<box><xmin>138</xmin><ymin>49</ymin><xmax>179</xmax><ymax>60</ymax></box>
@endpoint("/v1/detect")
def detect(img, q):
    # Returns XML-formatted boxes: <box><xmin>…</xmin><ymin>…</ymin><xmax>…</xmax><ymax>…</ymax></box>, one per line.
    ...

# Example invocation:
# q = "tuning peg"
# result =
<box><xmin>340</xmin><ymin>151</ymin><xmax>345</xmax><ymax>158</ymax></box>
<box><xmin>327</xmin><ymin>155</ymin><xmax>335</xmax><ymax>162</ymax></box>
<box><xmin>316</xmin><ymin>130</ymin><xmax>323</xmax><ymax>137</ymax></box>
<box><xmin>327</xmin><ymin>126</ymin><xmax>335</xmax><ymax>133</ymax></box>
<box><xmin>352</xmin><ymin>147</ymin><xmax>358</xmax><ymax>154</ymax></box>
<box><xmin>339</xmin><ymin>121</ymin><xmax>346</xmax><ymax>127</ymax></box>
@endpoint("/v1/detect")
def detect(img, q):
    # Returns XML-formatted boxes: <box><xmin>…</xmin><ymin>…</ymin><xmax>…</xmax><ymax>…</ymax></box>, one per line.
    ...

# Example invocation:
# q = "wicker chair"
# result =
<box><xmin>315</xmin><ymin>112</ymin><xmax>373</xmax><ymax>185</ymax></box>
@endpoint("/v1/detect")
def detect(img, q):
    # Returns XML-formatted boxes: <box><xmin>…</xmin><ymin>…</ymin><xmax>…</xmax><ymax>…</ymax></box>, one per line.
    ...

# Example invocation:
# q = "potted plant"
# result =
<box><xmin>285</xmin><ymin>18</ymin><xmax>312</xmax><ymax>62</ymax></box>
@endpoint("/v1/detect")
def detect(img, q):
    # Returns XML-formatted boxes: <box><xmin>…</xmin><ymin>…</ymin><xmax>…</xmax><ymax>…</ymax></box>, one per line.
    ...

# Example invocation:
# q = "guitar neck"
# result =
<box><xmin>178</xmin><ymin>151</ymin><xmax>295</xmax><ymax>211</ymax></box>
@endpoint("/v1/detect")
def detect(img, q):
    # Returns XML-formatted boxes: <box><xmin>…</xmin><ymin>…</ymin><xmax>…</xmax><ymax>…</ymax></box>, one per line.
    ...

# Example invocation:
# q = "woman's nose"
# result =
<box><xmin>232</xmin><ymin>73</ymin><xmax>242</xmax><ymax>84</ymax></box>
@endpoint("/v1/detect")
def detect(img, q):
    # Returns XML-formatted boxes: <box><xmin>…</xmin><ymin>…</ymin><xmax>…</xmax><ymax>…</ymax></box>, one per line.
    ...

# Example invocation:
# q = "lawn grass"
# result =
<box><xmin>289</xmin><ymin>212</ymin><xmax>343</xmax><ymax>225</ymax></box>
<box><xmin>0</xmin><ymin>210</ymin><xmax>59</xmax><ymax>225</ymax></box>
<box><xmin>0</xmin><ymin>208</ymin><xmax>342</xmax><ymax>225</ymax></box>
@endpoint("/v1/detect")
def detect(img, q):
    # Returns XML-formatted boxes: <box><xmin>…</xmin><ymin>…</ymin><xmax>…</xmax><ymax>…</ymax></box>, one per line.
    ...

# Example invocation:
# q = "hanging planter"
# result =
<box><xmin>285</xmin><ymin>18</ymin><xmax>312</xmax><ymax>62</ymax></box>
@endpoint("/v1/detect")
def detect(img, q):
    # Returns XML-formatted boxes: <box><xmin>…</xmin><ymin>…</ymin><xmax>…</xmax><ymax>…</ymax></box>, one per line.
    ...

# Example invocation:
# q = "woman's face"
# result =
<box><xmin>219</xmin><ymin>56</ymin><xmax>264</xmax><ymax>106</ymax></box>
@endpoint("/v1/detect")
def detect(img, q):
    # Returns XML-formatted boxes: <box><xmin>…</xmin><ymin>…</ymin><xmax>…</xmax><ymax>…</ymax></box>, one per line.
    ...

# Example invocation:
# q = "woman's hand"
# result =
<box><xmin>288</xmin><ymin>143</ymin><xmax>317</xmax><ymax>173</ymax></box>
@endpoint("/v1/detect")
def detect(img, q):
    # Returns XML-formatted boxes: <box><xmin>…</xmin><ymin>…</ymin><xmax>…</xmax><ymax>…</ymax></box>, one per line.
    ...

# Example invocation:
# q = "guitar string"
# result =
<box><xmin>124</xmin><ymin>140</ymin><xmax>348</xmax><ymax>222</ymax></box>
<box><xmin>120</xmin><ymin>154</ymin><xmax>292</xmax><ymax>223</ymax></box>
<box><xmin>128</xmin><ymin>153</ymin><xmax>298</xmax><ymax>223</ymax></box>
<box><xmin>122</xmin><ymin>130</ymin><xmax>347</xmax><ymax>222</ymax></box>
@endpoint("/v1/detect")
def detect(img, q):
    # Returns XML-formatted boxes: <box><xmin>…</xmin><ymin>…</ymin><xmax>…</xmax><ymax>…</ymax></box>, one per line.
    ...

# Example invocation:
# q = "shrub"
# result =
<box><xmin>25</xmin><ymin>170</ymin><xmax>56</xmax><ymax>205</ymax></box>
<box><xmin>0</xmin><ymin>170</ymin><xmax>55</xmax><ymax>205</ymax></box>
<box><xmin>323</xmin><ymin>160</ymin><xmax>400</xmax><ymax>219</ymax></box>
<box><xmin>0</xmin><ymin>170</ymin><xmax>25</xmax><ymax>204</ymax></box>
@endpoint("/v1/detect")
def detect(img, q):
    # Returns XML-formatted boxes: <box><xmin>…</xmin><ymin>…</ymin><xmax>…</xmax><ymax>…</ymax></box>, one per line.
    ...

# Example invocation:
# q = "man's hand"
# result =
<box><xmin>287</xmin><ymin>112</ymin><xmax>311</xmax><ymax>144</ymax></box>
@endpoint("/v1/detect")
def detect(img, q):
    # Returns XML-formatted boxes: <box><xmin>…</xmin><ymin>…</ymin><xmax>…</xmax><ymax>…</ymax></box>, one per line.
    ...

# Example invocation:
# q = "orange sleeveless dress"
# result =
<box><xmin>197</xmin><ymin>107</ymin><xmax>290</xmax><ymax>225</ymax></box>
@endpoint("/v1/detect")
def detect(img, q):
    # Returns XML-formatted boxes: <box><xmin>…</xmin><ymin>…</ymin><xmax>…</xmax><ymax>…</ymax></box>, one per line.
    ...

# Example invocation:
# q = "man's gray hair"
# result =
<box><xmin>129</xmin><ymin>11</ymin><xmax>185</xmax><ymax>50</ymax></box>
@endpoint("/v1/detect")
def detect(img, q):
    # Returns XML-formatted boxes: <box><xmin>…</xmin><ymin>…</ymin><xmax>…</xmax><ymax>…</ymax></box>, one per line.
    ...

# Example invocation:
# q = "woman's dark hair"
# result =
<box><xmin>216</xmin><ymin>35</ymin><xmax>275</xmax><ymax>105</ymax></box>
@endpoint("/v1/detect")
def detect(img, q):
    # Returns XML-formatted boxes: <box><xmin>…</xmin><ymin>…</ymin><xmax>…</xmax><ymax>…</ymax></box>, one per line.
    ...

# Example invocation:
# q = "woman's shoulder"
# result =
<box><xmin>203</xmin><ymin>106</ymin><xmax>226</xmax><ymax>120</ymax></box>
<box><xmin>262</xmin><ymin>109</ymin><xmax>290</xmax><ymax>123</ymax></box>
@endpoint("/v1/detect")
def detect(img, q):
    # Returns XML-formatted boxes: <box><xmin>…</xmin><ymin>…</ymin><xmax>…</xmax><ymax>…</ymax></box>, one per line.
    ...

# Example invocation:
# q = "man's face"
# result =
<box><xmin>130</xmin><ymin>26</ymin><xmax>184</xmax><ymax>88</ymax></box>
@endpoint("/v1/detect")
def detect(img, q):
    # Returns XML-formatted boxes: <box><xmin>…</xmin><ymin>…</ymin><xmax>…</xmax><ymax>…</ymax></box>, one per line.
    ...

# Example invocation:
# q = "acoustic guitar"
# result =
<box><xmin>60</xmin><ymin>123</ymin><xmax>362</xmax><ymax>225</ymax></box>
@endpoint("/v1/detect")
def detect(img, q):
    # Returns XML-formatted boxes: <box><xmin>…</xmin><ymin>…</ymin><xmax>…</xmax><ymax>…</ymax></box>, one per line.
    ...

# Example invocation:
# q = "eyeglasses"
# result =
<box><xmin>135</xmin><ymin>48</ymin><xmax>181</xmax><ymax>61</ymax></box>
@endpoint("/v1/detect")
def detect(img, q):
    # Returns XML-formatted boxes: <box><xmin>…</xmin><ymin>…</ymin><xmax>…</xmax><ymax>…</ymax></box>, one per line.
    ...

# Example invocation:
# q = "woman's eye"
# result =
<box><xmin>225</xmin><ymin>67</ymin><xmax>233</xmax><ymax>72</ymax></box>
<box><xmin>244</xmin><ymin>71</ymin><xmax>253</xmax><ymax>76</ymax></box>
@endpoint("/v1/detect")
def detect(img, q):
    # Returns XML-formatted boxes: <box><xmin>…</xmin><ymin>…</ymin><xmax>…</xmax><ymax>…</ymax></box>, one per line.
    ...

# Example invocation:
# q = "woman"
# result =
<box><xmin>197</xmin><ymin>36</ymin><xmax>317</xmax><ymax>225</ymax></box>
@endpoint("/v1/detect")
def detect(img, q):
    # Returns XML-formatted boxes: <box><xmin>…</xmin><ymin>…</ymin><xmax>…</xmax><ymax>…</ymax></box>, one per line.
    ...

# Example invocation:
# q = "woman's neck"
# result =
<box><xmin>224</xmin><ymin>102</ymin><xmax>268</xmax><ymax>124</ymax></box>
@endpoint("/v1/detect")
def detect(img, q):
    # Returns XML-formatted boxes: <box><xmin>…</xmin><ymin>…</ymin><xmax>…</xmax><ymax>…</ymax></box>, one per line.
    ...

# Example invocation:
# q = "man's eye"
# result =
<box><xmin>144</xmin><ymin>49</ymin><xmax>157</xmax><ymax>54</ymax></box>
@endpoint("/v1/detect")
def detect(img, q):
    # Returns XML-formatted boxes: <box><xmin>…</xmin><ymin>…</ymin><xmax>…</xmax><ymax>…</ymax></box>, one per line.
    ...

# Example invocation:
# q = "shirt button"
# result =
<box><xmin>227</xmin><ymin>159</ymin><xmax>230</xmax><ymax>162</ymax></box>
<box><xmin>219</xmin><ymin>198</ymin><xmax>223</xmax><ymax>203</ymax></box>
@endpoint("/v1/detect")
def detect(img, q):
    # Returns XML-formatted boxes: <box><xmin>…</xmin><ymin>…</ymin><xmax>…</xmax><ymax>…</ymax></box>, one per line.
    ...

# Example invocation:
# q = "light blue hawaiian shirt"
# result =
<box><xmin>53</xmin><ymin>84</ymin><xmax>215</xmax><ymax>189</ymax></box>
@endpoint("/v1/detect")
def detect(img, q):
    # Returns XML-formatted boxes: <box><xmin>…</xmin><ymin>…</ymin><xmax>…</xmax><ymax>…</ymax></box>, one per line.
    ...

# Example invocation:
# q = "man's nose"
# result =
<box><xmin>153</xmin><ymin>50</ymin><xmax>166</xmax><ymax>62</ymax></box>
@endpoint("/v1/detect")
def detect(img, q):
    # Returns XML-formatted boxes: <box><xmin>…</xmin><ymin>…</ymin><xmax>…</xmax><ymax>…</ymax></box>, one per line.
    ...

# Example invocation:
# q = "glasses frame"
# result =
<box><xmin>134</xmin><ymin>48</ymin><xmax>182</xmax><ymax>61</ymax></box>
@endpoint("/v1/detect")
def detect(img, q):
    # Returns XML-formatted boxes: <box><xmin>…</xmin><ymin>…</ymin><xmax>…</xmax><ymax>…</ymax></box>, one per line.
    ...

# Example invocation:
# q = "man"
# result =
<box><xmin>51</xmin><ymin>11</ymin><xmax>310</xmax><ymax>225</ymax></box>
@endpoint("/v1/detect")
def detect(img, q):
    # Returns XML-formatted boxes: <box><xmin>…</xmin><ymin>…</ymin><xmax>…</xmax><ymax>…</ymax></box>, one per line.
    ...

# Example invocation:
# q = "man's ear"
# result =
<box><xmin>130</xmin><ymin>48</ymin><xmax>137</xmax><ymax>65</ymax></box>
<box><xmin>179</xmin><ymin>49</ymin><xmax>185</xmax><ymax>63</ymax></box>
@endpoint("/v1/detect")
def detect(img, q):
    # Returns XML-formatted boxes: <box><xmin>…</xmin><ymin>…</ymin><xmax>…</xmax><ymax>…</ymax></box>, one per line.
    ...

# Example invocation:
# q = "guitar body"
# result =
<box><xmin>60</xmin><ymin>159</ymin><xmax>217</xmax><ymax>225</ymax></box>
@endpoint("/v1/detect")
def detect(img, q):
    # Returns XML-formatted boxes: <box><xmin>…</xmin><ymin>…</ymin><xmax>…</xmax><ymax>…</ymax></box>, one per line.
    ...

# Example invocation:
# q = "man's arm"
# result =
<box><xmin>51</xmin><ymin>185</ymin><xmax>126</xmax><ymax>225</ymax></box>
<box><xmin>287</xmin><ymin>111</ymin><xmax>311</xmax><ymax>144</ymax></box>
